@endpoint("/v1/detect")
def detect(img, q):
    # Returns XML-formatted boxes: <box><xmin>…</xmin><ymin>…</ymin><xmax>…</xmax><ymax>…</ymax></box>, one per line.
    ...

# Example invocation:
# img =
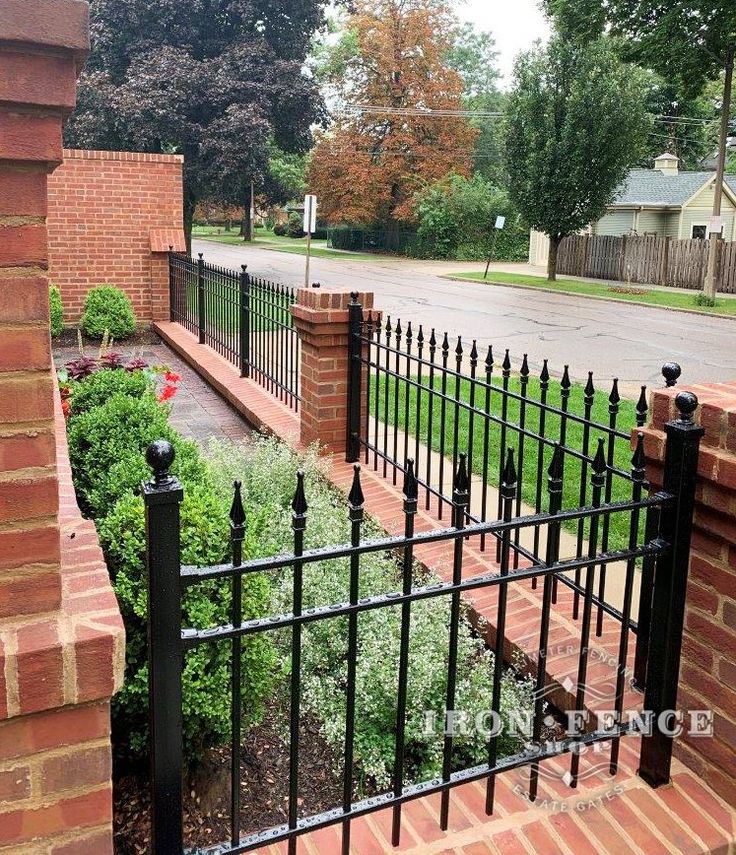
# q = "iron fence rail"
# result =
<box><xmin>169</xmin><ymin>253</ymin><xmax>300</xmax><ymax>410</ymax></box>
<box><xmin>144</xmin><ymin>383</ymin><xmax>701</xmax><ymax>852</ymax></box>
<box><xmin>349</xmin><ymin>297</ymin><xmax>670</xmax><ymax>641</ymax></box>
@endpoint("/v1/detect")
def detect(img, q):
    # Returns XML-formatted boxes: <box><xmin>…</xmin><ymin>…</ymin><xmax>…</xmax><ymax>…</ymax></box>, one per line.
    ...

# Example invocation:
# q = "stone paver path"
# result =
<box><xmin>54</xmin><ymin>341</ymin><xmax>253</xmax><ymax>445</ymax></box>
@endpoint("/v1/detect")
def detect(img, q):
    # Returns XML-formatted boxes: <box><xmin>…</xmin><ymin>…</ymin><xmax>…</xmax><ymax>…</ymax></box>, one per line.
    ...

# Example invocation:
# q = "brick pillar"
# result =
<box><xmin>0</xmin><ymin>3</ymin><xmax>124</xmax><ymax>852</ymax></box>
<box><xmin>642</xmin><ymin>381</ymin><xmax>736</xmax><ymax>808</ymax></box>
<box><xmin>291</xmin><ymin>290</ymin><xmax>377</xmax><ymax>454</ymax></box>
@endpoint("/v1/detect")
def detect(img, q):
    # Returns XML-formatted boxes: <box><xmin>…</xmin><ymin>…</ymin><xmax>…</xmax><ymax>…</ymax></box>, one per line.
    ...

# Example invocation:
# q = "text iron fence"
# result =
<box><xmin>144</xmin><ymin>381</ymin><xmax>701</xmax><ymax>852</ymax></box>
<box><xmin>169</xmin><ymin>252</ymin><xmax>301</xmax><ymax>410</ymax></box>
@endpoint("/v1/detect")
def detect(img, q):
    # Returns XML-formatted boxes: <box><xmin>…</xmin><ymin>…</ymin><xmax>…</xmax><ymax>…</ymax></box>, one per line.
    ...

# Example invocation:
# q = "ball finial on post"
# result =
<box><xmin>662</xmin><ymin>362</ymin><xmax>682</xmax><ymax>388</ymax></box>
<box><xmin>675</xmin><ymin>391</ymin><xmax>699</xmax><ymax>424</ymax></box>
<box><xmin>146</xmin><ymin>439</ymin><xmax>176</xmax><ymax>486</ymax></box>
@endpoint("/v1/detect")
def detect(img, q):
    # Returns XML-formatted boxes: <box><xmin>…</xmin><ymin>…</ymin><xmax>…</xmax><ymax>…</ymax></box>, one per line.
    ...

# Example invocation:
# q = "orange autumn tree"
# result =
<box><xmin>308</xmin><ymin>0</ymin><xmax>478</xmax><ymax>230</ymax></box>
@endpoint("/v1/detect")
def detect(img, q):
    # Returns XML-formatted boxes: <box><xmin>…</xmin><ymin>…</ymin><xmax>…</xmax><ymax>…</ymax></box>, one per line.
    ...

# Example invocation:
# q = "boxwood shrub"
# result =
<box><xmin>81</xmin><ymin>285</ymin><xmax>136</xmax><ymax>339</ymax></box>
<box><xmin>49</xmin><ymin>285</ymin><xmax>63</xmax><ymax>338</ymax></box>
<box><xmin>65</xmin><ymin>366</ymin><xmax>276</xmax><ymax>766</ymax></box>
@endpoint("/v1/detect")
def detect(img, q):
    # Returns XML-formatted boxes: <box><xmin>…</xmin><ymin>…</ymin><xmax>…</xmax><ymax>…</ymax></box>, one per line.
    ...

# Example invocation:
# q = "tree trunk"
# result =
<box><xmin>547</xmin><ymin>235</ymin><xmax>561</xmax><ymax>282</ymax></box>
<box><xmin>184</xmin><ymin>191</ymin><xmax>196</xmax><ymax>256</ymax></box>
<box><xmin>241</xmin><ymin>183</ymin><xmax>253</xmax><ymax>242</ymax></box>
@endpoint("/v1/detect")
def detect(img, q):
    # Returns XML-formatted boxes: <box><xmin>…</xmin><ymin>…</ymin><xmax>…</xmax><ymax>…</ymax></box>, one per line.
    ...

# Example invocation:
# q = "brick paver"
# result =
<box><xmin>54</xmin><ymin>342</ymin><xmax>253</xmax><ymax>444</ymax></box>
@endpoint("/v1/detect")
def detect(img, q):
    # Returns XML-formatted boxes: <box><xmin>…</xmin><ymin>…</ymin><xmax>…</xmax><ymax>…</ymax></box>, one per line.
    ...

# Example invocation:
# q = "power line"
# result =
<box><xmin>343</xmin><ymin>103</ymin><xmax>724</xmax><ymax>124</ymax></box>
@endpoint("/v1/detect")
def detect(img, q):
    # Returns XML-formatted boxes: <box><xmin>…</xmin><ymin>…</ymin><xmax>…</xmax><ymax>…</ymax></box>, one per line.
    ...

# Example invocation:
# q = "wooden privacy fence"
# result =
<box><xmin>557</xmin><ymin>234</ymin><xmax>736</xmax><ymax>293</ymax></box>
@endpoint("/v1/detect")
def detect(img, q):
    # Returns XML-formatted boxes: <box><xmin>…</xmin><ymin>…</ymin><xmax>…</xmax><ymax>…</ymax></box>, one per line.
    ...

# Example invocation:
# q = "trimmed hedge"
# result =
<box><xmin>49</xmin><ymin>285</ymin><xmax>63</xmax><ymax>338</ymax></box>
<box><xmin>65</xmin><ymin>364</ymin><xmax>276</xmax><ymax>764</ymax></box>
<box><xmin>81</xmin><ymin>285</ymin><xmax>136</xmax><ymax>339</ymax></box>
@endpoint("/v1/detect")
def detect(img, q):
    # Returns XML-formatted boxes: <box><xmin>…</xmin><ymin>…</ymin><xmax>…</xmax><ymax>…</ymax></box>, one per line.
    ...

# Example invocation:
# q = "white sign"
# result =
<box><xmin>708</xmin><ymin>215</ymin><xmax>724</xmax><ymax>235</ymax></box>
<box><xmin>495</xmin><ymin>215</ymin><xmax>506</xmax><ymax>230</ymax></box>
<box><xmin>304</xmin><ymin>195</ymin><xmax>318</xmax><ymax>234</ymax></box>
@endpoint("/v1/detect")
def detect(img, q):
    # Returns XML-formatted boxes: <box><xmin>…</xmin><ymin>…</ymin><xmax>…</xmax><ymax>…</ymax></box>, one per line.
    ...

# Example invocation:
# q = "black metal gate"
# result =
<box><xmin>144</xmin><ymin>363</ymin><xmax>701</xmax><ymax>853</ymax></box>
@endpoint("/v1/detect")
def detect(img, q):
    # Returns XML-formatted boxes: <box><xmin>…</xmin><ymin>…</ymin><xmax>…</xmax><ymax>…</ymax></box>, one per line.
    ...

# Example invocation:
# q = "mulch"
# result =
<box><xmin>55</xmin><ymin>327</ymin><xmax>161</xmax><ymax>350</ymax></box>
<box><xmin>113</xmin><ymin>708</ymin><xmax>345</xmax><ymax>854</ymax></box>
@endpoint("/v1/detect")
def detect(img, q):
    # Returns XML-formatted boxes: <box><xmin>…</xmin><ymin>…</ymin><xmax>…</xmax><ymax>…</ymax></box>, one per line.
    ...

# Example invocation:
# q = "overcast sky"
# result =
<box><xmin>457</xmin><ymin>0</ymin><xmax>551</xmax><ymax>86</ymax></box>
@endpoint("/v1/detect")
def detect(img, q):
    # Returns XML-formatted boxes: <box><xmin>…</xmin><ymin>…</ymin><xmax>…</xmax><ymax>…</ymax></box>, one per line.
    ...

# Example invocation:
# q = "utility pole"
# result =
<box><xmin>703</xmin><ymin>44</ymin><xmax>734</xmax><ymax>303</ymax></box>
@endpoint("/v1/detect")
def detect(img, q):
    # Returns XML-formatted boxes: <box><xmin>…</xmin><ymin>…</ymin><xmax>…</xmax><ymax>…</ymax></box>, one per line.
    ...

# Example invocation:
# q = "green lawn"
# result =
<box><xmin>192</xmin><ymin>224</ymin><xmax>392</xmax><ymax>263</ymax></box>
<box><xmin>370</xmin><ymin>371</ymin><xmax>641</xmax><ymax>553</ymax></box>
<box><xmin>446</xmin><ymin>271</ymin><xmax>736</xmax><ymax>317</ymax></box>
<box><xmin>180</xmin><ymin>275</ymin><xmax>292</xmax><ymax>334</ymax></box>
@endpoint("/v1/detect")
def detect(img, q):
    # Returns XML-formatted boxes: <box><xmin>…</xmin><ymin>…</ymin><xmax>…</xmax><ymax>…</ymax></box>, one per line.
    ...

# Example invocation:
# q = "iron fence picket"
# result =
<box><xmin>169</xmin><ymin>256</ymin><xmax>300</xmax><ymax>410</ymax></box>
<box><xmin>144</xmin><ymin>387</ymin><xmax>699</xmax><ymax>853</ymax></box>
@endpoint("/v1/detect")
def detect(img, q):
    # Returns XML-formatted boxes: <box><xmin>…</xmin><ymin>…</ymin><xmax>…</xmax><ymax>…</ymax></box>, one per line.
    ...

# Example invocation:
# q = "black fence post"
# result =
<box><xmin>168</xmin><ymin>246</ymin><xmax>175</xmax><ymax>322</ymax></box>
<box><xmin>638</xmin><ymin>390</ymin><xmax>703</xmax><ymax>788</ymax></box>
<box><xmin>143</xmin><ymin>439</ymin><xmax>185</xmax><ymax>855</ymax></box>
<box><xmin>197</xmin><ymin>252</ymin><xmax>206</xmax><ymax>344</ymax></box>
<box><xmin>346</xmin><ymin>292</ymin><xmax>363</xmax><ymax>463</ymax></box>
<box><xmin>239</xmin><ymin>265</ymin><xmax>250</xmax><ymax>378</ymax></box>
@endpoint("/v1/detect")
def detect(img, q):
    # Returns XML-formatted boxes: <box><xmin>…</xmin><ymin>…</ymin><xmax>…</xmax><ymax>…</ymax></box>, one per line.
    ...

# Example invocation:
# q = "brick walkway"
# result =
<box><xmin>154</xmin><ymin>321</ymin><xmax>736</xmax><ymax>855</ymax></box>
<box><xmin>54</xmin><ymin>342</ymin><xmax>253</xmax><ymax>444</ymax></box>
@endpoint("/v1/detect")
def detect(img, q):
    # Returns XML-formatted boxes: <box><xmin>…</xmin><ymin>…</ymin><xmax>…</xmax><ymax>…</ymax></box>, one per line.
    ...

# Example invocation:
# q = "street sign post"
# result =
<box><xmin>484</xmin><ymin>215</ymin><xmax>506</xmax><ymax>279</ymax></box>
<box><xmin>304</xmin><ymin>194</ymin><xmax>318</xmax><ymax>288</ymax></box>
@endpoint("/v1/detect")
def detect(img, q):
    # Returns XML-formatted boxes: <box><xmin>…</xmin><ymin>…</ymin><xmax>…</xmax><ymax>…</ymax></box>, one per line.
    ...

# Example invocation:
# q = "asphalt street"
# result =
<box><xmin>193</xmin><ymin>239</ymin><xmax>736</xmax><ymax>399</ymax></box>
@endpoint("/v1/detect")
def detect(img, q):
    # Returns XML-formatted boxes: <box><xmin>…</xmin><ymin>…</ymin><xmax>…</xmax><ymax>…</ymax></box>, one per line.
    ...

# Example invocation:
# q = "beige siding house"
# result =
<box><xmin>529</xmin><ymin>154</ymin><xmax>736</xmax><ymax>265</ymax></box>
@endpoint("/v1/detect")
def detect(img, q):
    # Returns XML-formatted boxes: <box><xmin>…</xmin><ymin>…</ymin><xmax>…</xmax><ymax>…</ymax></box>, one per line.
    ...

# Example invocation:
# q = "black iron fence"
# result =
<box><xmin>346</xmin><ymin>297</ymin><xmax>686</xmax><ymax>667</ymax></box>
<box><xmin>144</xmin><ymin>376</ymin><xmax>701</xmax><ymax>851</ymax></box>
<box><xmin>169</xmin><ymin>253</ymin><xmax>300</xmax><ymax>410</ymax></box>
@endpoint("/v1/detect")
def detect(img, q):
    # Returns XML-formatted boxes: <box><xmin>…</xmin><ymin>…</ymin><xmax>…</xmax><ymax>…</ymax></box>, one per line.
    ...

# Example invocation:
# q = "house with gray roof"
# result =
<box><xmin>529</xmin><ymin>154</ymin><xmax>736</xmax><ymax>265</ymax></box>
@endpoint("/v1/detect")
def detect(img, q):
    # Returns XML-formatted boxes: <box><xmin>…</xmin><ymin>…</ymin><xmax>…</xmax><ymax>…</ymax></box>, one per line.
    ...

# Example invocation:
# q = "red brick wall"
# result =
<box><xmin>0</xmin><ymin>2</ymin><xmax>124</xmax><ymax>851</ymax></box>
<box><xmin>47</xmin><ymin>149</ymin><xmax>185</xmax><ymax>323</ymax></box>
<box><xmin>643</xmin><ymin>383</ymin><xmax>736</xmax><ymax>808</ymax></box>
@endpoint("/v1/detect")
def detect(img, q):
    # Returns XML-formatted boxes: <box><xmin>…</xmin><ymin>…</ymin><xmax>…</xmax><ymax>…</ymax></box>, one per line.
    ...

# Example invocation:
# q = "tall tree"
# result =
<box><xmin>446</xmin><ymin>23</ymin><xmax>505</xmax><ymax>183</ymax></box>
<box><xmin>504</xmin><ymin>37</ymin><xmax>651</xmax><ymax>281</ymax></box>
<box><xmin>544</xmin><ymin>0</ymin><xmax>736</xmax><ymax>298</ymax></box>
<box><xmin>65</xmin><ymin>0</ymin><xmax>328</xmax><ymax>248</ymax></box>
<box><xmin>307</xmin><ymin>0</ymin><xmax>477</xmax><ymax>230</ymax></box>
<box><xmin>604</xmin><ymin>0</ymin><xmax>735</xmax><ymax>300</ymax></box>
<box><xmin>542</xmin><ymin>0</ymin><xmax>724</xmax><ymax>169</ymax></box>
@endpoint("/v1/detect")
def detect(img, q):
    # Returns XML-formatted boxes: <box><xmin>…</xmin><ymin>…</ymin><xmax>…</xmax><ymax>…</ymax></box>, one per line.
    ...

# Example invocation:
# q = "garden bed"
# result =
<box><xmin>113</xmin><ymin>704</ymin><xmax>345</xmax><ymax>854</ymax></box>
<box><xmin>58</xmin><ymin>349</ymin><xmax>537</xmax><ymax>853</ymax></box>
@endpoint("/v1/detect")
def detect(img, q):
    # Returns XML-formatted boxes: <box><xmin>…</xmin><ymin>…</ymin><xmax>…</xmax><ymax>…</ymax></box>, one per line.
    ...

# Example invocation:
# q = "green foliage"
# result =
<box><xmin>67</xmin><ymin>368</ymin><xmax>153</xmax><ymax>419</ymax></box>
<box><xmin>273</xmin><ymin>222</ymin><xmax>288</xmax><ymax>236</ymax></box>
<box><xmin>67</xmin><ymin>389</ymin><xmax>207</xmax><ymax>520</ymax></box>
<box><xmin>445</xmin><ymin>23</ymin><xmax>505</xmax><ymax>183</ymax></box>
<box><xmin>81</xmin><ymin>285</ymin><xmax>137</xmax><ymax>339</ymax></box>
<box><xmin>504</xmin><ymin>36</ymin><xmax>651</xmax><ymax>277</ymax></box>
<box><xmin>204</xmin><ymin>437</ymin><xmax>534</xmax><ymax>790</ymax></box>
<box><xmin>268</xmin><ymin>142</ymin><xmax>308</xmax><ymax>202</ymax></box>
<box><xmin>49</xmin><ymin>285</ymin><xmax>63</xmax><ymax>338</ymax></box>
<box><xmin>414</xmin><ymin>174</ymin><xmax>529</xmax><ymax>262</ymax></box>
<box><xmin>603</xmin><ymin>1</ymin><xmax>736</xmax><ymax>99</ymax></box>
<box><xmin>693</xmin><ymin>291</ymin><xmax>716</xmax><ymax>307</ymax></box>
<box><xmin>65</xmin><ymin>368</ymin><xmax>276</xmax><ymax>765</ymax></box>
<box><xmin>99</xmin><ymin>484</ymin><xmax>276</xmax><ymax>761</ymax></box>
<box><xmin>286</xmin><ymin>212</ymin><xmax>306</xmax><ymax>238</ymax></box>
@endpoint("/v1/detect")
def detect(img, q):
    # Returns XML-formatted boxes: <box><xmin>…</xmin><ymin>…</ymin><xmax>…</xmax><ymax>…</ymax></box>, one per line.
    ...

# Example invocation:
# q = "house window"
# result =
<box><xmin>691</xmin><ymin>225</ymin><xmax>707</xmax><ymax>240</ymax></box>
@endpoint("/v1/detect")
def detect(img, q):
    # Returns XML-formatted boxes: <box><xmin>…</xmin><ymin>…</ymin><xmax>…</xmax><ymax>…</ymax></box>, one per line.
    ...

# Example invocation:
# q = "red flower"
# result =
<box><xmin>164</xmin><ymin>371</ymin><xmax>182</xmax><ymax>384</ymax></box>
<box><xmin>61</xmin><ymin>398</ymin><xmax>71</xmax><ymax>419</ymax></box>
<box><xmin>158</xmin><ymin>385</ymin><xmax>178</xmax><ymax>403</ymax></box>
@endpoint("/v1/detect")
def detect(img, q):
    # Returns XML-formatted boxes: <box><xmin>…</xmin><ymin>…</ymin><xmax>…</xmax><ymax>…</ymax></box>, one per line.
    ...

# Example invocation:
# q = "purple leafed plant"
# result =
<box><xmin>100</xmin><ymin>351</ymin><xmax>125</xmax><ymax>370</ymax></box>
<box><xmin>125</xmin><ymin>357</ymin><xmax>149</xmax><ymax>373</ymax></box>
<box><xmin>65</xmin><ymin>355</ymin><xmax>97</xmax><ymax>381</ymax></box>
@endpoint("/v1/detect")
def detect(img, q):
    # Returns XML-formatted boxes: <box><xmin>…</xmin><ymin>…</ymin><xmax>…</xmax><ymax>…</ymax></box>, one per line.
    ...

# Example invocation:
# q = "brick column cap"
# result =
<box><xmin>0</xmin><ymin>0</ymin><xmax>90</xmax><ymax>57</ymax></box>
<box><xmin>291</xmin><ymin>290</ymin><xmax>380</xmax><ymax>337</ymax></box>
